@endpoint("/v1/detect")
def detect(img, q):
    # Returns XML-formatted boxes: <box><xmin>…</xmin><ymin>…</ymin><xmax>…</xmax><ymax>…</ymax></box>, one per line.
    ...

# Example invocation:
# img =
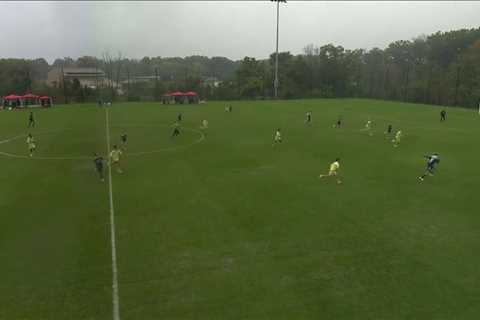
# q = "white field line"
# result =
<box><xmin>109</xmin><ymin>123</ymin><xmax>205</xmax><ymax>157</ymax></box>
<box><xmin>0</xmin><ymin>133</ymin><xmax>27</xmax><ymax>144</ymax></box>
<box><xmin>0</xmin><ymin>125</ymin><xmax>205</xmax><ymax>160</ymax></box>
<box><xmin>105</xmin><ymin>108</ymin><xmax>121</xmax><ymax>320</ymax></box>
<box><xmin>0</xmin><ymin>151</ymin><xmax>90</xmax><ymax>160</ymax></box>
<box><xmin>0</xmin><ymin>129</ymin><xmax>68</xmax><ymax>145</ymax></box>
<box><xmin>0</xmin><ymin>130</ymin><xmax>91</xmax><ymax>160</ymax></box>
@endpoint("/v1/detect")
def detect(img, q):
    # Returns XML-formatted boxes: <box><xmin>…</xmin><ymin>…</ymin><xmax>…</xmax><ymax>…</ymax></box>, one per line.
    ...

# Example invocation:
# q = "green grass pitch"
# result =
<box><xmin>0</xmin><ymin>99</ymin><xmax>479</xmax><ymax>319</ymax></box>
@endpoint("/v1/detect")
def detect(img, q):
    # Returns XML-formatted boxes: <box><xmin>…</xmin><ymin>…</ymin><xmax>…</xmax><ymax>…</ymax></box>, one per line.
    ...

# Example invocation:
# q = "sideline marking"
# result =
<box><xmin>106</xmin><ymin>108</ymin><xmax>121</xmax><ymax>320</ymax></box>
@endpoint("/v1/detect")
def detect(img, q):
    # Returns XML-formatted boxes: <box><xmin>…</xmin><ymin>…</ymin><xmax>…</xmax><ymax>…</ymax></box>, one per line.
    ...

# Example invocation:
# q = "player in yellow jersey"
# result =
<box><xmin>26</xmin><ymin>133</ymin><xmax>36</xmax><ymax>157</ymax></box>
<box><xmin>273</xmin><ymin>128</ymin><xmax>282</xmax><ymax>147</ymax></box>
<box><xmin>319</xmin><ymin>158</ymin><xmax>342</xmax><ymax>184</ymax></box>
<box><xmin>109</xmin><ymin>145</ymin><xmax>123</xmax><ymax>174</ymax></box>
<box><xmin>392</xmin><ymin>130</ymin><xmax>402</xmax><ymax>147</ymax></box>
<box><xmin>363</xmin><ymin>119</ymin><xmax>374</xmax><ymax>136</ymax></box>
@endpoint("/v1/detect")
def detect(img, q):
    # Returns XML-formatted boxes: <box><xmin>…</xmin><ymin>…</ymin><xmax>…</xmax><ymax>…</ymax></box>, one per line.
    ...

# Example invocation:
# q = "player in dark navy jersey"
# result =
<box><xmin>28</xmin><ymin>112</ymin><xmax>35</xmax><ymax>128</ymax></box>
<box><xmin>93</xmin><ymin>153</ymin><xmax>104</xmax><ymax>181</ymax></box>
<box><xmin>440</xmin><ymin>110</ymin><xmax>447</xmax><ymax>122</ymax></box>
<box><xmin>305</xmin><ymin>111</ymin><xmax>312</xmax><ymax>125</ymax></box>
<box><xmin>419</xmin><ymin>153</ymin><xmax>440</xmax><ymax>181</ymax></box>
<box><xmin>171</xmin><ymin>121</ymin><xmax>181</xmax><ymax>138</ymax></box>
<box><xmin>120</xmin><ymin>133</ymin><xmax>127</xmax><ymax>150</ymax></box>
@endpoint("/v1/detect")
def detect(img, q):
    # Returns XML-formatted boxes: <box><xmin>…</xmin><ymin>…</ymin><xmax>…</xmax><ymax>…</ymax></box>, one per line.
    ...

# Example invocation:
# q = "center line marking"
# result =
<box><xmin>106</xmin><ymin>108</ymin><xmax>121</xmax><ymax>320</ymax></box>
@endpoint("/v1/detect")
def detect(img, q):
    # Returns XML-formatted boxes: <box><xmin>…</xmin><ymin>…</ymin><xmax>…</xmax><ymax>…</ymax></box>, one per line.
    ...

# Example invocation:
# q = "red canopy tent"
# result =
<box><xmin>162</xmin><ymin>91</ymin><xmax>199</xmax><ymax>104</ymax></box>
<box><xmin>22</xmin><ymin>93</ymin><xmax>40</xmax><ymax>107</ymax></box>
<box><xmin>3</xmin><ymin>94</ymin><xmax>22</xmax><ymax>100</ymax></box>
<box><xmin>3</xmin><ymin>94</ymin><xmax>23</xmax><ymax>108</ymax></box>
<box><xmin>165</xmin><ymin>91</ymin><xmax>185</xmax><ymax>104</ymax></box>
<box><xmin>162</xmin><ymin>92</ymin><xmax>175</xmax><ymax>104</ymax></box>
<box><xmin>23</xmin><ymin>93</ymin><xmax>39</xmax><ymax>99</ymax></box>
<box><xmin>2</xmin><ymin>93</ymin><xmax>51</xmax><ymax>108</ymax></box>
<box><xmin>39</xmin><ymin>96</ymin><xmax>53</xmax><ymax>107</ymax></box>
<box><xmin>184</xmin><ymin>91</ymin><xmax>199</xmax><ymax>104</ymax></box>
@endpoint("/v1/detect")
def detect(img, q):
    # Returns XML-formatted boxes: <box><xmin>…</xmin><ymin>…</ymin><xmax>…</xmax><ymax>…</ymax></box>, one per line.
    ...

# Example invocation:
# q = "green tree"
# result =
<box><xmin>235</xmin><ymin>57</ymin><xmax>265</xmax><ymax>99</ymax></box>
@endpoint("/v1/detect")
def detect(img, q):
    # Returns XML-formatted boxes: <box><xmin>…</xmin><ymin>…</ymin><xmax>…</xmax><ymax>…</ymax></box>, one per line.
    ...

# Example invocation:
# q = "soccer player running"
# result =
<box><xmin>26</xmin><ymin>133</ymin><xmax>36</xmax><ymax>157</ymax></box>
<box><xmin>419</xmin><ymin>153</ymin><xmax>440</xmax><ymax>181</ymax></box>
<box><xmin>93</xmin><ymin>153</ymin><xmax>105</xmax><ymax>181</ymax></box>
<box><xmin>305</xmin><ymin>111</ymin><xmax>312</xmax><ymax>125</ymax></box>
<box><xmin>28</xmin><ymin>112</ymin><xmax>35</xmax><ymax>128</ymax></box>
<box><xmin>200</xmin><ymin>119</ymin><xmax>209</xmax><ymax>129</ymax></box>
<box><xmin>392</xmin><ymin>130</ymin><xmax>402</xmax><ymax>147</ymax></box>
<box><xmin>273</xmin><ymin>128</ymin><xmax>282</xmax><ymax>147</ymax></box>
<box><xmin>440</xmin><ymin>110</ymin><xmax>447</xmax><ymax>122</ymax></box>
<box><xmin>120</xmin><ymin>133</ymin><xmax>128</xmax><ymax>150</ymax></box>
<box><xmin>177</xmin><ymin>113</ymin><xmax>183</xmax><ymax>122</ymax></box>
<box><xmin>334</xmin><ymin>116</ymin><xmax>342</xmax><ymax>128</ymax></box>
<box><xmin>384</xmin><ymin>124</ymin><xmax>393</xmax><ymax>135</ymax></box>
<box><xmin>171</xmin><ymin>121</ymin><xmax>181</xmax><ymax>138</ymax></box>
<box><xmin>109</xmin><ymin>145</ymin><xmax>123</xmax><ymax>174</ymax></box>
<box><xmin>319</xmin><ymin>158</ymin><xmax>342</xmax><ymax>184</ymax></box>
<box><xmin>363</xmin><ymin>119</ymin><xmax>374</xmax><ymax>136</ymax></box>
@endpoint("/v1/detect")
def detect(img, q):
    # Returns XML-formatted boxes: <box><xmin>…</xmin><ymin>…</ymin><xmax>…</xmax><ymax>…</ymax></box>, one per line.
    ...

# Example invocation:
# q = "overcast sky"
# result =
<box><xmin>1</xmin><ymin>1</ymin><xmax>479</xmax><ymax>63</ymax></box>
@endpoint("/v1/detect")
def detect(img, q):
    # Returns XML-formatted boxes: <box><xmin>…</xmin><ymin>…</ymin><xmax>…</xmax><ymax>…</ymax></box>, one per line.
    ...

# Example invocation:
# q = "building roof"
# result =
<box><xmin>133</xmin><ymin>76</ymin><xmax>158</xmax><ymax>80</ymax></box>
<box><xmin>120</xmin><ymin>75</ymin><xmax>158</xmax><ymax>84</ymax></box>
<box><xmin>63</xmin><ymin>67</ymin><xmax>105</xmax><ymax>75</ymax></box>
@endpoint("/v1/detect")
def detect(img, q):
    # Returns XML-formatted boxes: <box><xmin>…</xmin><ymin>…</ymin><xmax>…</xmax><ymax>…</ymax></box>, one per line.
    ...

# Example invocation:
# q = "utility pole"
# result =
<box><xmin>271</xmin><ymin>0</ymin><xmax>286</xmax><ymax>99</ymax></box>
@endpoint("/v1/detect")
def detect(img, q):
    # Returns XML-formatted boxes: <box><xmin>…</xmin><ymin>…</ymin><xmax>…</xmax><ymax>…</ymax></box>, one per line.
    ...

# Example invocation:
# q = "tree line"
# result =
<box><xmin>0</xmin><ymin>27</ymin><xmax>479</xmax><ymax>108</ymax></box>
<box><xmin>230</xmin><ymin>27</ymin><xmax>480</xmax><ymax>108</ymax></box>
<box><xmin>0</xmin><ymin>54</ymin><xmax>239</xmax><ymax>103</ymax></box>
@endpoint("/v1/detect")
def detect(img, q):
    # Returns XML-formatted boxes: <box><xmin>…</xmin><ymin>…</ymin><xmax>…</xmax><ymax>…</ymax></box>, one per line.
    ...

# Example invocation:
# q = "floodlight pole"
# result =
<box><xmin>273</xmin><ymin>0</ymin><xmax>285</xmax><ymax>99</ymax></box>
<box><xmin>274</xmin><ymin>0</ymin><xmax>280</xmax><ymax>99</ymax></box>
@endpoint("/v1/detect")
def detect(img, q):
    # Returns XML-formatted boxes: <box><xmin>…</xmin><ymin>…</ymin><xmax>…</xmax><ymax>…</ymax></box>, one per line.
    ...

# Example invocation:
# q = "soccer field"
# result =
<box><xmin>0</xmin><ymin>99</ymin><xmax>479</xmax><ymax>319</ymax></box>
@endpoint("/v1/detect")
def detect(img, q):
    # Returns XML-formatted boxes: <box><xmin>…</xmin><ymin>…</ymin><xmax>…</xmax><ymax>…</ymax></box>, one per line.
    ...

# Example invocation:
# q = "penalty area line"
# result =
<box><xmin>105</xmin><ymin>108</ymin><xmax>121</xmax><ymax>320</ymax></box>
